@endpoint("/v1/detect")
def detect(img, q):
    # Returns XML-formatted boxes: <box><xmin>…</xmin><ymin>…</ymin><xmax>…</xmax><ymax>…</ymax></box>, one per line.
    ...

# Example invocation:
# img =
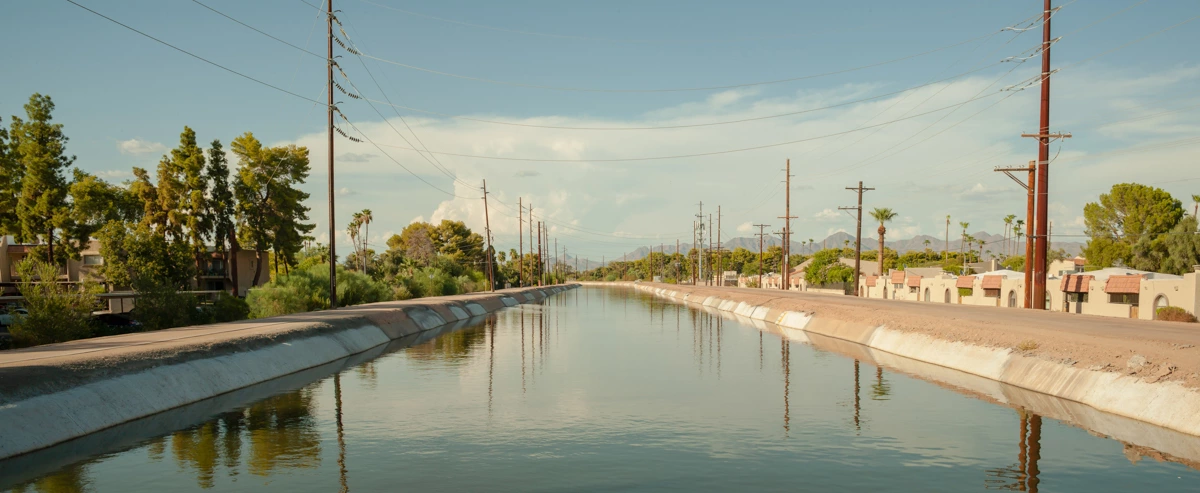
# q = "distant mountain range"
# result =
<box><xmin>566</xmin><ymin>231</ymin><xmax>1083</xmax><ymax>268</ymax></box>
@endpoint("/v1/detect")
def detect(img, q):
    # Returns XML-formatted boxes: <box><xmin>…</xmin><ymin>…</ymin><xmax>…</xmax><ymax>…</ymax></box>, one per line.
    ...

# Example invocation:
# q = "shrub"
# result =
<box><xmin>247</xmin><ymin>263</ymin><xmax>391</xmax><ymax>318</ymax></box>
<box><xmin>1016</xmin><ymin>340</ymin><xmax>1040</xmax><ymax>351</ymax></box>
<box><xmin>9</xmin><ymin>259</ymin><xmax>99</xmax><ymax>347</ymax></box>
<box><xmin>207</xmin><ymin>292</ymin><xmax>250</xmax><ymax>323</ymax></box>
<box><xmin>1156</xmin><ymin>306</ymin><xmax>1198</xmax><ymax>323</ymax></box>
<box><xmin>132</xmin><ymin>279</ymin><xmax>202</xmax><ymax>330</ymax></box>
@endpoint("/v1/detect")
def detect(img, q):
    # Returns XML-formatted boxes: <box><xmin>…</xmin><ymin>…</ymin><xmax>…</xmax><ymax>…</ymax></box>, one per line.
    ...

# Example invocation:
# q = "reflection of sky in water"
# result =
<box><xmin>7</xmin><ymin>287</ymin><xmax>1200</xmax><ymax>492</ymax></box>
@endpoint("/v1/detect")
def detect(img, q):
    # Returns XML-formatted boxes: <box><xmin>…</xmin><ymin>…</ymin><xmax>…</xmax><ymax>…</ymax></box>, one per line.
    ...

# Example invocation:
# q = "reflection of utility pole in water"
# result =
<box><xmin>759</xmin><ymin>332</ymin><xmax>763</xmax><ymax>372</ymax></box>
<box><xmin>334</xmin><ymin>373</ymin><xmax>348</xmax><ymax>493</ymax></box>
<box><xmin>986</xmin><ymin>409</ymin><xmax>1043</xmax><ymax>491</ymax></box>
<box><xmin>487</xmin><ymin>316</ymin><xmax>495</xmax><ymax>418</ymax></box>
<box><xmin>782</xmin><ymin>338</ymin><xmax>791</xmax><ymax>436</ymax></box>
<box><xmin>871</xmin><ymin>366</ymin><xmax>891</xmax><ymax>400</ymax></box>
<box><xmin>853</xmin><ymin>360</ymin><xmax>861</xmax><ymax>433</ymax></box>
<box><xmin>716</xmin><ymin>316</ymin><xmax>722</xmax><ymax>379</ymax></box>
<box><xmin>520</xmin><ymin>310</ymin><xmax>526</xmax><ymax>394</ymax></box>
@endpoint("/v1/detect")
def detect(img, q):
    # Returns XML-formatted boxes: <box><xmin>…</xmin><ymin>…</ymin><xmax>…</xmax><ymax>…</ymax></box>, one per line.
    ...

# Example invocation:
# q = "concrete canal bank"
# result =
<box><xmin>623</xmin><ymin>282</ymin><xmax>1200</xmax><ymax>438</ymax></box>
<box><xmin>0</xmin><ymin>284</ymin><xmax>578</xmax><ymax>460</ymax></box>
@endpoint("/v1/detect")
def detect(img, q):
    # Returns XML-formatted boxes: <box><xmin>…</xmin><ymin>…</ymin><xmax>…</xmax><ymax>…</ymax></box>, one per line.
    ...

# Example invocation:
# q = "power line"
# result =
<box><xmin>65</xmin><ymin>0</ymin><xmax>324</xmax><ymax>105</ymax></box>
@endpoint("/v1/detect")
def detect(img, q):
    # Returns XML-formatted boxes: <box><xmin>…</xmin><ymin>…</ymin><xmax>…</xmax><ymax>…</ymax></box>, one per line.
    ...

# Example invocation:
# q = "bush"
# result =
<box><xmin>9</xmin><ymin>259</ymin><xmax>99</xmax><ymax>347</ymax></box>
<box><xmin>247</xmin><ymin>263</ymin><xmax>391</xmax><ymax>318</ymax></box>
<box><xmin>207</xmin><ymin>292</ymin><xmax>250</xmax><ymax>323</ymax></box>
<box><xmin>1156</xmin><ymin>306</ymin><xmax>1198</xmax><ymax>323</ymax></box>
<box><xmin>132</xmin><ymin>279</ymin><xmax>202</xmax><ymax>330</ymax></box>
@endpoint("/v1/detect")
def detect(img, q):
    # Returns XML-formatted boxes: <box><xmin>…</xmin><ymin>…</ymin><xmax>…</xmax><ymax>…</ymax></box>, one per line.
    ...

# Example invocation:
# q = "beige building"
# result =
<box><xmin>0</xmin><ymin>236</ymin><xmax>268</xmax><ymax>298</ymax></box>
<box><xmin>1049</xmin><ymin>267</ymin><xmax>1198</xmax><ymax>320</ymax></box>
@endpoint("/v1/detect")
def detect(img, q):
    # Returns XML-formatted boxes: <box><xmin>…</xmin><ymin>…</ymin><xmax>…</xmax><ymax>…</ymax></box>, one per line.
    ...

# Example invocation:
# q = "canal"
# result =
<box><xmin>3</xmin><ymin>286</ymin><xmax>1198</xmax><ymax>491</ymax></box>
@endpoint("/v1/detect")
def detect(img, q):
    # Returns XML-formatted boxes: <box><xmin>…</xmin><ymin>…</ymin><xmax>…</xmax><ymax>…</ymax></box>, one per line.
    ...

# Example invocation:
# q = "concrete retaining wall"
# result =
<box><xmin>632</xmin><ymin>283</ymin><xmax>1200</xmax><ymax>438</ymax></box>
<box><xmin>0</xmin><ymin>284</ymin><xmax>578</xmax><ymax>460</ymax></box>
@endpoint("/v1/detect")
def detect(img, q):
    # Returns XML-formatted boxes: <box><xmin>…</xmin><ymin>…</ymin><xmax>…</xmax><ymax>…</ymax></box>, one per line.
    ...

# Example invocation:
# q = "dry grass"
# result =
<box><xmin>1016</xmin><ymin>340</ymin><xmax>1040</xmax><ymax>352</ymax></box>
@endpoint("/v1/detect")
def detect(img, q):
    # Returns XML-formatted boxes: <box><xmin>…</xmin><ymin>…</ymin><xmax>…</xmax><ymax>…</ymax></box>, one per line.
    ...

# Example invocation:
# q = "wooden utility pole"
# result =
<box><xmin>1021</xmin><ymin>0</ymin><xmax>1071</xmax><ymax>310</ymax></box>
<box><xmin>754</xmin><ymin>224</ymin><xmax>770</xmax><ymax>289</ymax></box>
<box><xmin>528</xmin><ymin>204</ymin><xmax>534</xmax><ymax>287</ymax></box>
<box><xmin>778</xmin><ymin>160</ymin><xmax>796</xmax><ymax>291</ymax></box>
<box><xmin>540</xmin><ymin>221</ymin><xmax>544</xmax><ymax>287</ymax></box>
<box><xmin>708</xmin><ymin>213</ymin><xmax>713</xmax><ymax>285</ymax></box>
<box><xmin>716</xmin><ymin>206</ymin><xmax>723</xmax><ymax>285</ymax></box>
<box><xmin>994</xmin><ymin>161</ymin><xmax>1037</xmax><ymax>308</ymax></box>
<box><xmin>518</xmin><ymin>198</ymin><xmax>523</xmax><ymax>287</ymax></box>
<box><xmin>326</xmin><ymin>0</ymin><xmax>337</xmax><ymax>308</ymax></box>
<box><xmin>695</xmin><ymin>202</ymin><xmax>705</xmax><ymax>285</ymax></box>
<box><xmin>481</xmin><ymin>180</ymin><xmax>494</xmax><ymax>291</ymax></box>
<box><xmin>841</xmin><ymin>182</ymin><xmax>874</xmax><ymax>296</ymax></box>
<box><xmin>554</xmin><ymin>238</ymin><xmax>558</xmax><ymax>283</ymax></box>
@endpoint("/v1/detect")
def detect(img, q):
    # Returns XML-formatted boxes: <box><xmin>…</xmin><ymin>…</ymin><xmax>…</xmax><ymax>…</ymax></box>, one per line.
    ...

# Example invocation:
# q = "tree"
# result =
<box><xmin>1161</xmin><ymin>215</ymin><xmax>1200</xmax><ymax>275</ymax></box>
<box><xmin>0</xmin><ymin>116</ymin><xmax>19</xmax><ymax>237</ymax></box>
<box><xmin>231</xmin><ymin>132</ymin><xmax>314</xmax><ymax>287</ymax></box>
<box><xmin>11</xmin><ymin>94</ymin><xmax>75</xmax><ymax>264</ymax></box>
<box><xmin>65</xmin><ymin>170</ymin><xmax>140</xmax><ymax>246</ymax></box>
<box><xmin>361</xmin><ymin>209</ymin><xmax>373</xmax><ymax>272</ymax></box>
<box><xmin>434</xmin><ymin>219</ymin><xmax>484</xmax><ymax>265</ymax></box>
<box><xmin>1083</xmin><ymin>183</ymin><xmax>1183</xmax><ymax>269</ymax></box>
<box><xmin>161</xmin><ymin>127</ymin><xmax>212</xmax><ymax>271</ymax></box>
<box><xmin>398</xmin><ymin>222</ymin><xmax>437</xmax><ymax>266</ymax></box>
<box><xmin>8</xmin><ymin>258</ymin><xmax>99</xmax><ymax>346</ymax></box>
<box><xmin>1003</xmin><ymin>214</ymin><xmax>1016</xmax><ymax>258</ymax></box>
<box><xmin>958</xmin><ymin>221</ymin><xmax>969</xmax><ymax>263</ymax></box>
<box><xmin>1193</xmin><ymin>194</ymin><xmax>1199</xmax><ymax>218</ymax></box>
<box><xmin>206</xmin><ymin>139</ymin><xmax>240</xmax><ymax>294</ymax></box>
<box><xmin>869</xmin><ymin>207</ymin><xmax>898</xmax><ymax>276</ymax></box>
<box><xmin>1014</xmin><ymin>219</ymin><xmax>1025</xmax><ymax>257</ymax></box>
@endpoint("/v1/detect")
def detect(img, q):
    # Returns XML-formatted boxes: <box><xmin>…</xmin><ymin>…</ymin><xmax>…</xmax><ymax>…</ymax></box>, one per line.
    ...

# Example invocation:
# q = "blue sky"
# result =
<box><xmin>3</xmin><ymin>0</ymin><xmax>1199</xmax><ymax>261</ymax></box>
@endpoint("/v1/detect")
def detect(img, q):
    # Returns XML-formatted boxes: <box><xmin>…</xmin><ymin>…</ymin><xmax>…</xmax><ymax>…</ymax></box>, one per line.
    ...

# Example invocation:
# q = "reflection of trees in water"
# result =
<box><xmin>354</xmin><ymin>361</ymin><xmax>378</xmax><ymax>389</ymax></box>
<box><xmin>985</xmin><ymin>409</ymin><xmax>1042</xmax><ymax>492</ymax></box>
<box><xmin>159</xmin><ymin>387</ymin><xmax>321</xmax><ymax>488</ymax></box>
<box><xmin>405</xmin><ymin>325</ymin><xmax>487</xmax><ymax>363</ymax></box>
<box><xmin>870</xmin><ymin>366</ymin><xmax>891</xmax><ymax>401</ymax></box>
<box><xmin>10</xmin><ymin>463</ymin><xmax>88</xmax><ymax>493</ymax></box>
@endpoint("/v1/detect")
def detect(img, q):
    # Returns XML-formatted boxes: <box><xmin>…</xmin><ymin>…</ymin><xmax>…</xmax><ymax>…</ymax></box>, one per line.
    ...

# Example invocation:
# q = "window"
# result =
<box><xmin>1008</xmin><ymin>290</ymin><xmax>1017</xmax><ymax>307</ymax></box>
<box><xmin>944</xmin><ymin>289</ymin><xmax>951</xmax><ymax>303</ymax></box>
<box><xmin>909</xmin><ymin>286</ymin><xmax>918</xmax><ymax>294</ymax></box>
<box><xmin>1108</xmin><ymin>293</ymin><xmax>1139</xmax><ymax>305</ymax></box>
<box><xmin>82</xmin><ymin>255</ymin><xmax>103</xmax><ymax>266</ymax></box>
<box><xmin>924</xmin><ymin>287</ymin><xmax>930</xmax><ymax>302</ymax></box>
<box><xmin>1068</xmin><ymin>292</ymin><xmax>1088</xmax><ymax>303</ymax></box>
<box><xmin>983</xmin><ymin>288</ymin><xmax>1000</xmax><ymax>298</ymax></box>
<box><xmin>1154</xmin><ymin>295</ymin><xmax>1169</xmax><ymax>319</ymax></box>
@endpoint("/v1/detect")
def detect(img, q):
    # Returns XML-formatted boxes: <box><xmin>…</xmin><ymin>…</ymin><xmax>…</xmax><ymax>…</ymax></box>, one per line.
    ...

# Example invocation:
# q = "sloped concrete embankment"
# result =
<box><xmin>0</xmin><ymin>285</ymin><xmax>578</xmax><ymax>461</ymax></box>
<box><xmin>630</xmin><ymin>283</ymin><xmax>1200</xmax><ymax>439</ymax></box>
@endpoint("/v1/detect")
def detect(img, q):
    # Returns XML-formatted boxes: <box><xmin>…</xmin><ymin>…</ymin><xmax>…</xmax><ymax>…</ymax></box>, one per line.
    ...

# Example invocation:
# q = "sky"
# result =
<box><xmin>2</xmin><ymin>0</ymin><xmax>1199</xmax><ymax>262</ymax></box>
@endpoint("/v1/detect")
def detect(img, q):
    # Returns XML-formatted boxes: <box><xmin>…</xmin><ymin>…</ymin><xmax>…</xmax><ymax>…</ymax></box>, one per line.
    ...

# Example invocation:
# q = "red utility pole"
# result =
<box><xmin>1022</xmin><ymin>0</ymin><xmax>1071</xmax><ymax>310</ymax></box>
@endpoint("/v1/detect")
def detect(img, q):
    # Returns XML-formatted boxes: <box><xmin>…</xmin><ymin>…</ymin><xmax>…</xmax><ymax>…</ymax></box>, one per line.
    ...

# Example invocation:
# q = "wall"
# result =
<box><xmin>632</xmin><ymin>282</ymin><xmax>1200</xmax><ymax>440</ymax></box>
<box><xmin>0</xmin><ymin>284</ymin><xmax>578</xmax><ymax>460</ymax></box>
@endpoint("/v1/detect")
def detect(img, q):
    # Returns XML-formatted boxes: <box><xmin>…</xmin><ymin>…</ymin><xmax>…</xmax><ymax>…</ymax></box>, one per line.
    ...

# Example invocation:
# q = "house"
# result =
<box><xmin>1049</xmin><ymin>266</ymin><xmax>1197</xmax><ymax>320</ymax></box>
<box><xmin>0</xmin><ymin>236</ymin><xmax>268</xmax><ymax>298</ymax></box>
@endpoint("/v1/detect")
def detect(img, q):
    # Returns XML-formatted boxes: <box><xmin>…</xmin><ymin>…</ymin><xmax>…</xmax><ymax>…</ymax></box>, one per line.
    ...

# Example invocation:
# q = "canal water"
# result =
<box><xmin>3</xmin><ymin>286</ymin><xmax>1199</xmax><ymax>491</ymax></box>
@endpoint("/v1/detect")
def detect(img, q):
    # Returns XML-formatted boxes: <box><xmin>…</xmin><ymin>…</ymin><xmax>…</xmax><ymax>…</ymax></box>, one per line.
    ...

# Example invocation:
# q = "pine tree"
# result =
<box><xmin>11</xmin><ymin>94</ymin><xmax>75</xmax><ymax>264</ymax></box>
<box><xmin>206</xmin><ymin>140</ymin><xmax>240</xmax><ymax>294</ymax></box>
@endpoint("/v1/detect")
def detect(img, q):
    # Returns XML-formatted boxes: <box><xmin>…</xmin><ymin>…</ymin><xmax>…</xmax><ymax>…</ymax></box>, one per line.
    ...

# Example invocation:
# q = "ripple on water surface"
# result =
<box><xmin>3</xmin><ymin>287</ymin><xmax>1199</xmax><ymax>492</ymax></box>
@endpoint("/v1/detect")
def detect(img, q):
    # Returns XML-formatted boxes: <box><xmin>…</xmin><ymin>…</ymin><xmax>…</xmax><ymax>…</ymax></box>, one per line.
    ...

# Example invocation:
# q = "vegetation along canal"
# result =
<box><xmin>3</xmin><ymin>286</ymin><xmax>1199</xmax><ymax>491</ymax></box>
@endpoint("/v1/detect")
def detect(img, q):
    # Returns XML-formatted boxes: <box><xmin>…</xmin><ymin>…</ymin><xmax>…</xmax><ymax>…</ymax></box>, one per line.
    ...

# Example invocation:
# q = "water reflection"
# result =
<box><xmin>9</xmin><ymin>464</ymin><xmax>87</xmax><ymax>493</ymax></box>
<box><xmin>986</xmin><ymin>410</ymin><xmax>1043</xmax><ymax>492</ymax></box>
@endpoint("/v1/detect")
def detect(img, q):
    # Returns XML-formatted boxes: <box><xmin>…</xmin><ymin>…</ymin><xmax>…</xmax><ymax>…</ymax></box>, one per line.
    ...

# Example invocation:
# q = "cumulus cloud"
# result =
<box><xmin>96</xmin><ymin>169</ymin><xmax>132</xmax><ymax>179</ymax></box>
<box><xmin>337</xmin><ymin>187</ymin><xmax>357</xmax><ymax>196</ymax></box>
<box><xmin>737</xmin><ymin>221</ymin><xmax>752</xmax><ymax>233</ymax></box>
<box><xmin>338</xmin><ymin>152</ymin><xmax>375</xmax><ymax>163</ymax></box>
<box><xmin>813</xmin><ymin>208</ymin><xmax>841</xmax><ymax>221</ymax></box>
<box><xmin>117</xmin><ymin>138</ymin><xmax>166</xmax><ymax>155</ymax></box>
<box><xmin>515</xmin><ymin>170</ymin><xmax>540</xmax><ymax>178</ymax></box>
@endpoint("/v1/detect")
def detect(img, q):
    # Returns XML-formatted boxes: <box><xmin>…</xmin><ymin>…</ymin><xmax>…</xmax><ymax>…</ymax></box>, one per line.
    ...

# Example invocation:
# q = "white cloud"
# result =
<box><xmin>96</xmin><ymin>169</ymin><xmax>132</xmax><ymax>179</ymax></box>
<box><xmin>117</xmin><ymin>138</ymin><xmax>166</xmax><ymax>155</ymax></box>
<box><xmin>813</xmin><ymin>208</ymin><xmax>842</xmax><ymax>222</ymax></box>
<box><xmin>736</xmin><ymin>221</ymin><xmax>752</xmax><ymax>233</ymax></box>
<box><xmin>337</xmin><ymin>187</ymin><xmax>357</xmax><ymax>196</ymax></box>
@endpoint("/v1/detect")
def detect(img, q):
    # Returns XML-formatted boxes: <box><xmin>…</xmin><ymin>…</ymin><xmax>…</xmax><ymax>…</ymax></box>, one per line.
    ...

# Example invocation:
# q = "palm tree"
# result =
<box><xmin>958</xmin><ymin>221</ymin><xmax>969</xmax><ymax>265</ymax></box>
<box><xmin>979</xmin><ymin>240</ymin><xmax>987</xmax><ymax>263</ymax></box>
<box><xmin>944</xmin><ymin>215</ymin><xmax>951</xmax><ymax>261</ymax></box>
<box><xmin>360</xmin><ymin>209</ymin><xmax>373</xmax><ymax>272</ymax></box>
<box><xmin>1014</xmin><ymin>219</ymin><xmax>1025</xmax><ymax>257</ymax></box>
<box><xmin>870</xmin><ymin>207</ymin><xmax>899</xmax><ymax>277</ymax></box>
<box><xmin>1003</xmin><ymin>214</ymin><xmax>1016</xmax><ymax>258</ymax></box>
<box><xmin>923</xmin><ymin>238</ymin><xmax>931</xmax><ymax>255</ymax></box>
<box><xmin>809</xmin><ymin>238</ymin><xmax>814</xmax><ymax>254</ymax></box>
<box><xmin>348</xmin><ymin>212</ymin><xmax>363</xmax><ymax>271</ymax></box>
<box><xmin>1193</xmin><ymin>194</ymin><xmax>1199</xmax><ymax>217</ymax></box>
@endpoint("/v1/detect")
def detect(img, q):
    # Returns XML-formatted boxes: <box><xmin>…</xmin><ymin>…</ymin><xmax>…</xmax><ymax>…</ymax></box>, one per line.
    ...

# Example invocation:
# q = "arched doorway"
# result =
<box><xmin>924</xmin><ymin>287</ymin><xmax>930</xmax><ymax>302</ymax></box>
<box><xmin>944</xmin><ymin>289</ymin><xmax>951</xmax><ymax>303</ymax></box>
<box><xmin>1153</xmin><ymin>295</ymin><xmax>1169</xmax><ymax>319</ymax></box>
<box><xmin>1008</xmin><ymin>290</ymin><xmax>1017</xmax><ymax>308</ymax></box>
<box><xmin>883</xmin><ymin>287</ymin><xmax>888</xmax><ymax>299</ymax></box>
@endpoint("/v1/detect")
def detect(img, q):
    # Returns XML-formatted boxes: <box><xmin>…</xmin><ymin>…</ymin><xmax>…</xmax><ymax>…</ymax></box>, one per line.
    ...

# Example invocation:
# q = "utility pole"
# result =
<box><xmin>326</xmin><ymin>0</ymin><xmax>337</xmax><ymax>309</ymax></box>
<box><xmin>518</xmin><ymin>198</ymin><xmax>524</xmax><ymax>287</ymax></box>
<box><xmin>482</xmin><ymin>180</ymin><xmax>494</xmax><ymax>291</ymax></box>
<box><xmin>1021</xmin><ymin>0</ymin><xmax>1071</xmax><ymax>310</ymax></box>
<box><xmin>716</xmin><ymin>206</ymin><xmax>723</xmax><ymax>285</ymax></box>
<box><xmin>675</xmin><ymin>239</ymin><xmax>680</xmax><ymax>283</ymax></box>
<box><xmin>554</xmin><ymin>238</ymin><xmax>558</xmax><ymax>283</ymax></box>
<box><xmin>708</xmin><ymin>213</ymin><xmax>714</xmax><ymax>285</ymax></box>
<box><xmin>778</xmin><ymin>160</ymin><xmax>796</xmax><ymax>291</ymax></box>
<box><xmin>696</xmin><ymin>202</ymin><xmax>705</xmax><ymax>286</ymax></box>
<box><xmin>841</xmin><ymin>181</ymin><xmax>874</xmax><ymax>296</ymax></box>
<box><xmin>540</xmin><ymin>221</ymin><xmax>544</xmax><ymax>287</ymax></box>
<box><xmin>528</xmin><ymin>204</ymin><xmax>534</xmax><ymax>287</ymax></box>
<box><xmin>994</xmin><ymin>161</ymin><xmax>1037</xmax><ymax>308</ymax></box>
<box><xmin>754</xmin><ymin>224</ymin><xmax>770</xmax><ymax>289</ymax></box>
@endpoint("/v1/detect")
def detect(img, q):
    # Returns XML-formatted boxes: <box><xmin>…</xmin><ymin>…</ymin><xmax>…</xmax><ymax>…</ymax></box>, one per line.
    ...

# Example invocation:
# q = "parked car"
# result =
<box><xmin>0</xmin><ymin>306</ymin><xmax>29</xmax><ymax>328</ymax></box>
<box><xmin>92</xmin><ymin>312</ymin><xmax>142</xmax><ymax>334</ymax></box>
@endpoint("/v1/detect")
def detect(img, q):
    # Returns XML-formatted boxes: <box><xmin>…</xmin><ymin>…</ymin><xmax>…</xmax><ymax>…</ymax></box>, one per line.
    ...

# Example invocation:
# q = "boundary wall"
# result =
<box><xmin>0</xmin><ymin>284</ymin><xmax>578</xmax><ymax>460</ymax></box>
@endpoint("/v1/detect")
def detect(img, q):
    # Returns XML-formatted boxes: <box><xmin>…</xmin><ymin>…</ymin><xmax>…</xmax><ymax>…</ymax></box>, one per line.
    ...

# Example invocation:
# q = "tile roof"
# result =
<box><xmin>906</xmin><ymin>275</ymin><xmax>922</xmax><ymax>287</ymax></box>
<box><xmin>890</xmin><ymin>271</ymin><xmax>906</xmax><ymax>284</ymax></box>
<box><xmin>864</xmin><ymin>275</ymin><xmax>878</xmax><ymax>287</ymax></box>
<box><xmin>955</xmin><ymin>276</ymin><xmax>976</xmax><ymax>289</ymax></box>
<box><xmin>981</xmin><ymin>275</ymin><xmax>1003</xmax><ymax>290</ymax></box>
<box><xmin>1060</xmin><ymin>274</ymin><xmax>1092</xmax><ymax>293</ymax></box>
<box><xmin>1104</xmin><ymin>275</ymin><xmax>1142</xmax><ymax>294</ymax></box>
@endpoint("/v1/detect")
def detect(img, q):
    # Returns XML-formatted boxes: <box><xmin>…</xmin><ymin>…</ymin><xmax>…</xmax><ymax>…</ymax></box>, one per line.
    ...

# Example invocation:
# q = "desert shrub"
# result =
<box><xmin>9</xmin><ymin>259</ymin><xmax>99</xmax><ymax>346</ymax></box>
<box><xmin>247</xmin><ymin>263</ymin><xmax>391</xmax><ymax>318</ymax></box>
<box><xmin>207</xmin><ymin>292</ymin><xmax>250</xmax><ymax>323</ymax></box>
<box><xmin>1156</xmin><ymin>306</ymin><xmax>1198</xmax><ymax>323</ymax></box>
<box><xmin>132</xmin><ymin>279</ymin><xmax>202</xmax><ymax>330</ymax></box>
<box><xmin>1016</xmin><ymin>340</ymin><xmax>1040</xmax><ymax>351</ymax></box>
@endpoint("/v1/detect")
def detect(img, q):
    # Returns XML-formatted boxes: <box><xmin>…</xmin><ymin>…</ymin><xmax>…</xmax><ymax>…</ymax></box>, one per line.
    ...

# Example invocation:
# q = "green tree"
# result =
<box><xmin>206</xmin><ymin>139</ymin><xmax>240</xmax><ymax>294</ymax></box>
<box><xmin>1083</xmin><ymin>183</ymin><xmax>1184</xmax><ymax>269</ymax></box>
<box><xmin>870</xmin><ymin>207</ymin><xmax>898</xmax><ymax>276</ymax></box>
<box><xmin>8</xmin><ymin>258</ymin><xmax>99</xmax><ymax>346</ymax></box>
<box><xmin>66</xmin><ymin>170</ymin><xmax>141</xmax><ymax>243</ymax></box>
<box><xmin>231</xmin><ymin>132</ymin><xmax>314</xmax><ymax>286</ymax></box>
<box><xmin>434</xmin><ymin>219</ymin><xmax>484</xmax><ymax>265</ymax></box>
<box><xmin>0</xmin><ymin>116</ymin><xmax>19</xmax><ymax>236</ymax></box>
<box><xmin>157</xmin><ymin>127</ymin><xmax>212</xmax><ymax>272</ymax></box>
<box><xmin>1161</xmin><ymin>215</ymin><xmax>1200</xmax><ymax>275</ymax></box>
<box><xmin>11</xmin><ymin>94</ymin><xmax>75</xmax><ymax>264</ymax></box>
<box><xmin>398</xmin><ymin>222</ymin><xmax>437</xmax><ymax>265</ymax></box>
